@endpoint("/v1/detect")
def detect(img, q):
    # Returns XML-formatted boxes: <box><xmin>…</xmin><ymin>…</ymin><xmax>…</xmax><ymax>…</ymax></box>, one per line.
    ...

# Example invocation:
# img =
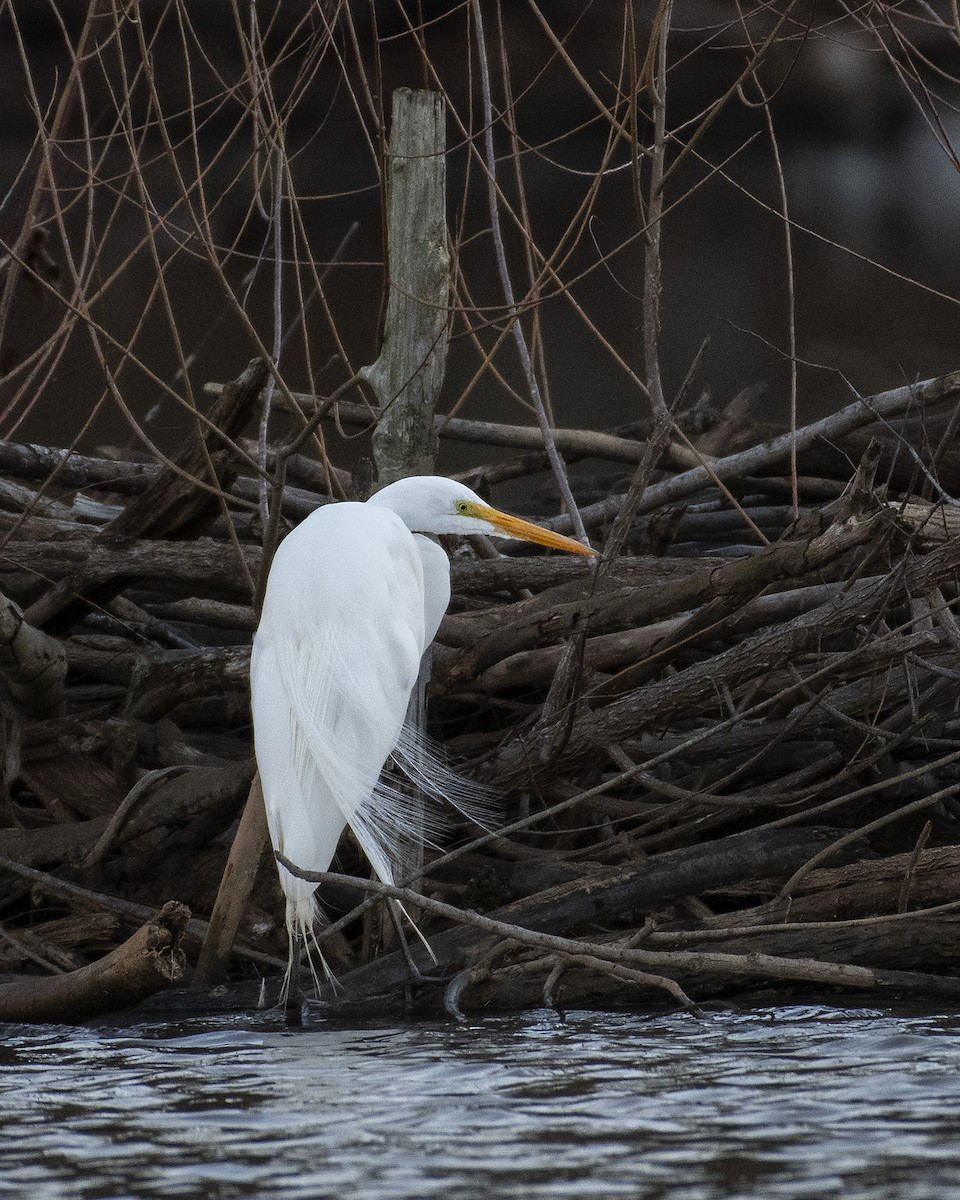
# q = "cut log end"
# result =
<box><xmin>0</xmin><ymin>900</ymin><xmax>191</xmax><ymax>1024</ymax></box>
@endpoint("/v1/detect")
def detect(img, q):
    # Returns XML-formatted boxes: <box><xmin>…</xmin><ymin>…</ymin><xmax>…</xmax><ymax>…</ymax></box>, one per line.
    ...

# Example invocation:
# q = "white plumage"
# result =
<box><xmin>250</xmin><ymin>475</ymin><xmax>594</xmax><ymax>982</ymax></box>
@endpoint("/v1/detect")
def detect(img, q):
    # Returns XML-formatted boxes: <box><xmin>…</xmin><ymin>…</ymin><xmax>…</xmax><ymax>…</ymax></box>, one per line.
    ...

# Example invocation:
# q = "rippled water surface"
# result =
<box><xmin>3</xmin><ymin>1003</ymin><xmax>960</xmax><ymax>1199</ymax></box>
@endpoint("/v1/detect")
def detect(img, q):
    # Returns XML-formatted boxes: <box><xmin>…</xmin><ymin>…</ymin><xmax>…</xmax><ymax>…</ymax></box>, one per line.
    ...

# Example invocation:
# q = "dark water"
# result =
<box><xmin>3</xmin><ymin>1004</ymin><xmax>960</xmax><ymax>1199</ymax></box>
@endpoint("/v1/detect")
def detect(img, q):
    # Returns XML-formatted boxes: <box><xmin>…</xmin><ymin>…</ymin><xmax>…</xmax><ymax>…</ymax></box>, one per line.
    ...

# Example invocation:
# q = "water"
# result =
<box><xmin>2</xmin><ymin>1004</ymin><xmax>960</xmax><ymax>1200</ymax></box>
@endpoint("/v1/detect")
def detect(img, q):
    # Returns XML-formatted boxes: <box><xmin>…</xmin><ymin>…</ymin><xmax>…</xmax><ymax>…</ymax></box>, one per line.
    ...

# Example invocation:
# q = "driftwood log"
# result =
<box><xmin>0</xmin><ymin>369</ymin><xmax>960</xmax><ymax>1020</ymax></box>
<box><xmin>0</xmin><ymin>901</ymin><xmax>189</xmax><ymax>1023</ymax></box>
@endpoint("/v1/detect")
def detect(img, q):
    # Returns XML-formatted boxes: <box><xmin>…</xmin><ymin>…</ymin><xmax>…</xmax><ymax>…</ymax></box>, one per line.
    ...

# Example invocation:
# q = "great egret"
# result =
<box><xmin>251</xmin><ymin>474</ymin><xmax>594</xmax><ymax>983</ymax></box>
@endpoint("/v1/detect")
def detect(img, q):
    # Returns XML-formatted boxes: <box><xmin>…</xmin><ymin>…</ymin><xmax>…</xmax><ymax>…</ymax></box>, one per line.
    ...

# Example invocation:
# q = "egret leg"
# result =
<box><xmin>283</xmin><ymin>958</ymin><xmax>303</xmax><ymax>1026</ymax></box>
<box><xmin>386</xmin><ymin>899</ymin><xmax>445</xmax><ymax>985</ymax></box>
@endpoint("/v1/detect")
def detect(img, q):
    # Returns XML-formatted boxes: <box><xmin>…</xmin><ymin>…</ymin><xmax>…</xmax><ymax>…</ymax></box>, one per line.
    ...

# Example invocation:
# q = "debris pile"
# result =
<box><xmin>2</xmin><ymin>367</ymin><xmax>960</xmax><ymax>1020</ymax></box>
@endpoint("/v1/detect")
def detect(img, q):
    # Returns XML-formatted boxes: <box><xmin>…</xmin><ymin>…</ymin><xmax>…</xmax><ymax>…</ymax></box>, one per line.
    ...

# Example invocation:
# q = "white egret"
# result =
<box><xmin>250</xmin><ymin>475</ymin><xmax>594</xmax><ymax>984</ymax></box>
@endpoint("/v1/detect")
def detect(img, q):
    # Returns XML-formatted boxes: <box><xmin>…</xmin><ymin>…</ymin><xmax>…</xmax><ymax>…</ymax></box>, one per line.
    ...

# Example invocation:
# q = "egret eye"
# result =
<box><xmin>455</xmin><ymin>501</ymin><xmax>470</xmax><ymax>514</ymax></box>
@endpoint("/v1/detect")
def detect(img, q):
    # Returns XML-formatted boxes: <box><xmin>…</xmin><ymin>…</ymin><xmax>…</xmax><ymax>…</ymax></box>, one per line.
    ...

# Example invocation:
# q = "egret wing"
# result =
<box><xmin>252</xmin><ymin>503</ymin><xmax>433</xmax><ymax>895</ymax></box>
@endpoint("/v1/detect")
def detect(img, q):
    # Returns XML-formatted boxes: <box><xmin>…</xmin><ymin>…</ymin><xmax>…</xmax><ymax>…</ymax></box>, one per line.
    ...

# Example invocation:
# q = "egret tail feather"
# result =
<box><xmin>280</xmin><ymin>888</ymin><xmax>336</xmax><ymax>1005</ymax></box>
<box><xmin>391</xmin><ymin>721</ymin><xmax>501</xmax><ymax>833</ymax></box>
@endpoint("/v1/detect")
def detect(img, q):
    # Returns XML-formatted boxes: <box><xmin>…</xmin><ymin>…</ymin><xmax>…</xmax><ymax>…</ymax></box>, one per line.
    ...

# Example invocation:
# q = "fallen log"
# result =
<box><xmin>434</xmin><ymin>501</ymin><xmax>888</xmax><ymax>692</ymax></box>
<box><xmin>564</xmin><ymin>371</ymin><xmax>960</xmax><ymax>533</ymax></box>
<box><xmin>648</xmin><ymin>909</ymin><xmax>960</xmax><ymax>976</ymax></box>
<box><xmin>0</xmin><ymin>900</ymin><xmax>189</xmax><ymax>1023</ymax></box>
<box><xmin>14</xmin><ymin>537</ymin><xmax>259</xmax><ymax>622</ymax></box>
<box><xmin>0</xmin><ymin>760</ymin><xmax>253</xmax><ymax>870</ymax></box>
<box><xmin>489</xmin><ymin>530</ymin><xmax>960</xmax><ymax>785</ymax></box>
<box><xmin>290</xmin><ymin>849</ymin><xmax>960</xmax><ymax>1017</ymax></box>
<box><xmin>106</xmin><ymin>359</ymin><xmax>267</xmax><ymax>541</ymax></box>
<box><xmin>289</xmin><ymin>825</ymin><xmax>853</xmax><ymax>1009</ymax></box>
<box><xmin>710</xmin><ymin>844</ymin><xmax>960</xmax><ymax>921</ymax></box>
<box><xmin>458</xmin><ymin>940</ymin><xmax>960</xmax><ymax>1013</ymax></box>
<box><xmin>0</xmin><ymin>855</ymin><xmax>286</xmax><ymax>973</ymax></box>
<box><xmin>21</xmin><ymin>361</ymin><xmax>266</xmax><ymax>633</ymax></box>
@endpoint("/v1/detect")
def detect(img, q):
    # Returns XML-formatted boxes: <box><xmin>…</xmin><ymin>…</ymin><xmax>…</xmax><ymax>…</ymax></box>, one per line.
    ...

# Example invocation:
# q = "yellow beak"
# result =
<box><xmin>475</xmin><ymin>504</ymin><xmax>596</xmax><ymax>556</ymax></box>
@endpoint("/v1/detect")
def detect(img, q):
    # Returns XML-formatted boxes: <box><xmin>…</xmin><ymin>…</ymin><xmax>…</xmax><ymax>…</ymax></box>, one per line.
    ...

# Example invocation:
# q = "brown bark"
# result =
<box><xmin>18</xmin><ymin>360</ymin><xmax>266</xmax><ymax>632</ymax></box>
<box><xmin>434</xmin><ymin>504</ymin><xmax>886</xmax><ymax>693</ymax></box>
<box><xmin>18</xmin><ymin>537</ymin><xmax>259</xmax><ymax>622</ymax></box>
<box><xmin>1</xmin><ymin>369</ymin><xmax>960</xmax><ymax>1016</ymax></box>
<box><xmin>104</xmin><ymin>358</ymin><xmax>268</xmax><ymax>541</ymax></box>
<box><xmin>0</xmin><ymin>901</ymin><xmax>189</xmax><ymax>1023</ymax></box>
<box><xmin>488</xmin><ymin>529</ymin><xmax>960</xmax><ymax>785</ymax></box>
<box><xmin>193</xmin><ymin>776</ymin><xmax>271</xmax><ymax>988</ymax></box>
<box><xmin>714</xmin><ymin>844</ymin><xmax>960</xmax><ymax>921</ymax></box>
<box><xmin>0</xmin><ymin>589</ymin><xmax>66</xmax><ymax>715</ymax></box>
<box><xmin>324</xmin><ymin>825</ymin><xmax>849</xmax><ymax>1005</ymax></box>
<box><xmin>0</xmin><ymin>761</ymin><xmax>253</xmax><ymax>870</ymax></box>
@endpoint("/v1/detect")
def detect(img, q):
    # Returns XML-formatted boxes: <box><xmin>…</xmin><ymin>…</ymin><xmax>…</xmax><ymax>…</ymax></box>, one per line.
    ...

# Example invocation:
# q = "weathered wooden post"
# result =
<box><xmin>363</xmin><ymin>87</ymin><xmax>450</xmax><ymax>483</ymax></box>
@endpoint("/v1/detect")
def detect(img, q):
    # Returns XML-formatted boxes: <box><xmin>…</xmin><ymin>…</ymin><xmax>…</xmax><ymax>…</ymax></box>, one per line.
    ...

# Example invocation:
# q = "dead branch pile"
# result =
<box><xmin>2</xmin><ymin>368</ymin><xmax>960</xmax><ymax>1021</ymax></box>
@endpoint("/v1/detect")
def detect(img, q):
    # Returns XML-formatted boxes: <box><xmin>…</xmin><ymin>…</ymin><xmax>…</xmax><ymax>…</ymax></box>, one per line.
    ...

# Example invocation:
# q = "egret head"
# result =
<box><xmin>368</xmin><ymin>476</ymin><xmax>595</xmax><ymax>556</ymax></box>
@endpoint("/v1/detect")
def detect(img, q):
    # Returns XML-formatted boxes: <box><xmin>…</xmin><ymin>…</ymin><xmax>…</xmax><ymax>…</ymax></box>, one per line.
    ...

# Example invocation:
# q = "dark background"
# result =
<box><xmin>0</xmin><ymin>1</ymin><xmax>957</xmax><ymax>476</ymax></box>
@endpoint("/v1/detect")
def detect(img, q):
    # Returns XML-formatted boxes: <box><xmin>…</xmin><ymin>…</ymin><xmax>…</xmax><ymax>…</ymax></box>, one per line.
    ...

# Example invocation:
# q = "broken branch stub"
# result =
<box><xmin>0</xmin><ymin>590</ymin><xmax>65</xmax><ymax>715</ymax></box>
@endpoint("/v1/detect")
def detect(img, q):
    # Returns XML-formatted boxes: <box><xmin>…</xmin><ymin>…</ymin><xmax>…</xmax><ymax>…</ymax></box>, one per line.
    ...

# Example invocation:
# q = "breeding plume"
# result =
<box><xmin>251</xmin><ymin>475</ymin><xmax>594</xmax><ymax>980</ymax></box>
